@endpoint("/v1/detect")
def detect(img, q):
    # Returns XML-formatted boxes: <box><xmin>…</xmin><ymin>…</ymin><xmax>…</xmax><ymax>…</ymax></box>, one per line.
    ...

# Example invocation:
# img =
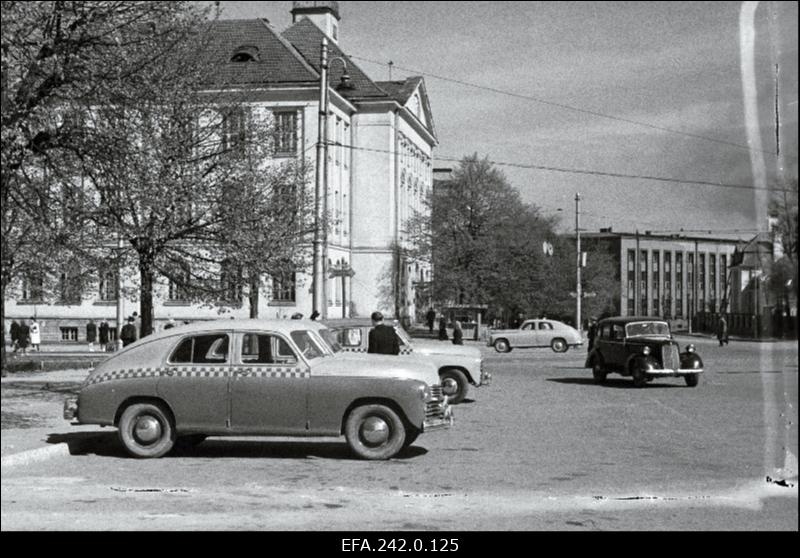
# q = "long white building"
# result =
<box><xmin>5</xmin><ymin>1</ymin><xmax>437</xmax><ymax>342</ymax></box>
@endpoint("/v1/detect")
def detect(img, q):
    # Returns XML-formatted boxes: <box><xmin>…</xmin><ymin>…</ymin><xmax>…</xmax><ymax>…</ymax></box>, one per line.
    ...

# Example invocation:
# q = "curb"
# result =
<box><xmin>1</xmin><ymin>443</ymin><xmax>70</xmax><ymax>468</ymax></box>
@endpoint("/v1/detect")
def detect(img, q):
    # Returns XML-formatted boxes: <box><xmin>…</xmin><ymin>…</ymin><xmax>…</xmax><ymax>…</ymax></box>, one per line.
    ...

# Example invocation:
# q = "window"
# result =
<box><xmin>59</xmin><ymin>265</ymin><xmax>82</xmax><ymax>303</ymax></box>
<box><xmin>168</xmin><ymin>264</ymin><xmax>192</xmax><ymax>302</ymax></box>
<box><xmin>272</xmin><ymin>271</ymin><xmax>296</xmax><ymax>302</ymax></box>
<box><xmin>627</xmin><ymin>250</ymin><xmax>636</xmax><ymax>315</ymax></box>
<box><xmin>336</xmin><ymin>327</ymin><xmax>363</xmax><ymax>348</ymax></box>
<box><xmin>640</xmin><ymin>250</ymin><xmax>648</xmax><ymax>315</ymax></box>
<box><xmin>612</xmin><ymin>324</ymin><xmax>625</xmax><ymax>340</ymax></box>
<box><xmin>676</xmin><ymin>253</ymin><xmax>684</xmax><ymax>318</ymax></box>
<box><xmin>60</xmin><ymin>327</ymin><xmax>78</xmax><ymax>341</ymax></box>
<box><xmin>240</xmin><ymin>333</ymin><xmax>297</xmax><ymax>364</ymax></box>
<box><xmin>709</xmin><ymin>254</ymin><xmax>717</xmax><ymax>313</ymax></box>
<box><xmin>98</xmin><ymin>269</ymin><xmax>118</xmax><ymax>301</ymax></box>
<box><xmin>290</xmin><ymin>330</ymin><xmax>324</xmax><ymax>359</ymax></box>
<box><xmin>273</xmin><ymin>110</ymin><xmax>298</xmax><ymax>156</ymax></box>
<box><xmin>231</xmin><ymin>45</ymin><xmax>259</xmax><ymax>63</ymax></box>
<box><xmin>21</xmin><ymin>272</ymin><xmax>44</xmax><ymax>302</ymax></box>
<box><xmin>538</xmin><ymin>322</ymin><xmax>554</xmax><ymax>330</ymax></box>
<box><xmin>698</xmin><ymin>253</ymin><xmax>706</xmax><ymax>311</ymax></box>
<box><xmin>687</xmin><ymin>253</ymin><xmax>694</xmax><ymax>314</ymax></box>
<box><xmin>652</xmin><ymin>251</ymin><xmax>660</xmax><ymax>316</ymax></box>
<box><xmin>222</xmin><ymin>107</ymin><xmax>248</xmax><ymax>153</ymax></box>
<box><xmin>664</xmin><ymin>252</ymin><xmax>672</xmax><ymax>319</ymax></box>
<box><xmin>521</xmin><ymin>322</ymin><xmax>535</xmax><ymax>330</ymax></box>
<box><xmin>169</xmin><ymin>334</ymin><xmax>229</xmax><ymax>364</ymax></box>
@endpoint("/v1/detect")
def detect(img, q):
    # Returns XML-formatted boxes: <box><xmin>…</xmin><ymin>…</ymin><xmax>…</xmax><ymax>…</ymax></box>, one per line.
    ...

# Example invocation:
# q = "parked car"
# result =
<box><xmin>488</xmin><ymin>319</ymin><xmax>583</xmax><ymax>353</ymax></box>
<box><xmin>63</xmin><ymin>319</ymin><xmax>453</xmax><ymax>460</ymax></box>
<box><xmin>584</xmin><ymin>316</ymin><xmax>703</xmax><ymax>387</ymax></box>
<box><xmin>323</xmin><ymin>318</ymin><xmax>491</xmax><ymax>405</ymax></box>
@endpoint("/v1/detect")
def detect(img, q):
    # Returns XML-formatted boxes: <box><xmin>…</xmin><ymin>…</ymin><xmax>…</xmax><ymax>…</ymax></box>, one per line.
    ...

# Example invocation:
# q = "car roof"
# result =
<box><xmin>598</xmin><ymin>316</ymin><xmax>668</xmax><ymax>325</ymax></box>
<box><xmin>322</xmin><ymin>318</ymin><xmax>399</xmax><ymax>328</ymax></box>
<box><xmin>143</xmin><ymin>318</ymin><xmax>327</xmax><ymax>342</ymax></box>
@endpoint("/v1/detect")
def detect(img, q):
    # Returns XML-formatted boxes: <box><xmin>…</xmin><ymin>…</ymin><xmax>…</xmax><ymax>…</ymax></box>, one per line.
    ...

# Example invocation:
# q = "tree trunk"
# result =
<box><xmin>1</xmin><ymin>284</ymin><xmax>7</xmax><ymax>376</ymax></box>
<box><xmin>138</xmin><ymin>258</ymin><xmax>155</xmax><ymax>338</ymax></box>
<box><xmin>249</xmin><ymin>273</ymin><xmax>259</xmax><ymax>319</ymax></box>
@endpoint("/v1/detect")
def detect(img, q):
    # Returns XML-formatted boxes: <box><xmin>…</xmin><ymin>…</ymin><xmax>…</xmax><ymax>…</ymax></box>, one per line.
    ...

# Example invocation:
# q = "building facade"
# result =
<box><xmin>578</xmin><ymin>230</ymin><xmax>740</xmax><ymax>332</ymax></box>
<box><xmin>4</xmin><ymin>2</ymin><xmax>437</xmax><ymax>342</ymax></box>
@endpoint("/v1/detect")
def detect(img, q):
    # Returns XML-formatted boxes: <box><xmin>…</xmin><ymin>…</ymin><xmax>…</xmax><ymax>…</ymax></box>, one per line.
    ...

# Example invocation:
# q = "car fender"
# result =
<box><xmin>627</xmin><ymin>354</ymin><xmax>658</xmax><ymax>374</ymax></box>
<box><xmin>680</xmin><ymin>352</ymin><xmax>704</xmax><ymax>370</ymax></box>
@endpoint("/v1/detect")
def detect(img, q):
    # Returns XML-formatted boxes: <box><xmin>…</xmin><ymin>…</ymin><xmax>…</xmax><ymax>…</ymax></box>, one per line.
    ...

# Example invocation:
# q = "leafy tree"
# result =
<box><xmin>767</xmin><ymin>181</ymin><xmax>798</xmax><ymax>320</ymax></box>
<box><xmin>1</xmin><ymin>1</ymin><xmax>212</xmax><ymax>366</ymax></box>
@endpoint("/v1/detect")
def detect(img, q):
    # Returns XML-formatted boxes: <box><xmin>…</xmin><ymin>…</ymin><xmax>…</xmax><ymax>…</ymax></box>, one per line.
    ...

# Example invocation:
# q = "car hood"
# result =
<box><xmin>314</xmin><ymin>353</ymin><xmax>440</xmax><ymax>386</ymax></box>
<box><xmin>411</xmin><ymin>340</ymin><xmax>481</xmax><ymax>360</ymax></box>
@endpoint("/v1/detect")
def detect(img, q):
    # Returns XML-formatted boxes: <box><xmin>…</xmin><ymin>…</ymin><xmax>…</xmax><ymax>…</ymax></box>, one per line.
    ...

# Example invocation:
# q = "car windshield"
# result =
<box><xmin>290</xmin><ymin>330</ymin><xmax>327</xmax><ymax>360</ymax></box>
<box><xmin>625</xmin><ymin>321</ymin><xmax>670</xmax><ymax>338</ymax></box>
<box><xmin>315</xmin><ymin>327</ymin><xmax>342</xmax><ymax>353</ymax></box>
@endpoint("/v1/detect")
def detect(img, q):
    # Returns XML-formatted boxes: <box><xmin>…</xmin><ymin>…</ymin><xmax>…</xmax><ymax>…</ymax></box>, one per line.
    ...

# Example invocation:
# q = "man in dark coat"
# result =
<box><xmin>98</xmin><ymin>320</ymin><xmax>109</xmax><ymax>350</ymax></box>
<box><xmin>587</xmin><ymin>318</ymin><xmax>598</xmax><ymax>352</ymax></box>
<box><xmin>367</xmin><ymin>311</ymin><xmax>400</xmax><ymax>355</ymax></box>
<box><xmin>86</xmin><ymin>320</ymin><xmax>97</xmax><ymax>351</ymax></box>
<box><xmin>438</xmin><ymin>317</ymin><xmax>448</xmax><ymax>341</ymax></box>
<box><xmin>10</xmin><ymin>320</ymin><xmax>20</xmax><ymax>352</ymax></box>
<box><xmin>120</xmin><ymin>317</ymin><xmax>138</xmax><ymax>347</ymax></box>
<box><xmin>426</xmin><ymin>308</ymin><xmax>436</xmax><ymax>334</ymax></box>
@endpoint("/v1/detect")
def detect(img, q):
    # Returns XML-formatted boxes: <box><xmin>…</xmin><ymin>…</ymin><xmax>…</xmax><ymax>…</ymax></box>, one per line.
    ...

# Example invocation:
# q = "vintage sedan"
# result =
<box><xmin>584</xmin><ymin>316</ymin><xmax>703</xmax><ymax>387</ymax></box>
<box><xmin>323</xmin><ymin>318</ymin><xmax>491</xmax><ymax>405</ymax></box>
<box><xmin>63</xmin><ymin>319</ymin><xmax>453</xmax><ymax>460</ymax></box>
<box><xmin>488</xmin><ymin>319</ymin><xmax>583</xmax><ymax>353</ymax></box>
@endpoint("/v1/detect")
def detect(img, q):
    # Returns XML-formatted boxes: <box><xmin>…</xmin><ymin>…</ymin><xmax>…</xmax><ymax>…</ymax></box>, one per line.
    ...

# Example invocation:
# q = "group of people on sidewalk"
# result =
<box><xmin>425</xmin><ymin>307</ymin><xmax>464</xmax><ymax>345</ymax></box>
<box><xmin>8</xmin><ymin>318</ymin><xmax>41</xmax><ymax>355</ymax></box>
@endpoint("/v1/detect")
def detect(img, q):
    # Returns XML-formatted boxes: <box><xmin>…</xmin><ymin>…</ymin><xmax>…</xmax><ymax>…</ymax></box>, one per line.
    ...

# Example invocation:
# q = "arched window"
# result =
<box><xmin>231</xmin><ymin>45</ymin><xmax>259</xmax><ymax>63</ymax></box>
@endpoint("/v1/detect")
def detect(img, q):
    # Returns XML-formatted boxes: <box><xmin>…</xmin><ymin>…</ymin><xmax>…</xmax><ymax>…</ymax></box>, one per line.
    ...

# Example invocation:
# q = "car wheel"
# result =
<box><xmin>632</xmin><ymin>367</ymin><xmax>647</xmax><ymax>388</ymax></box>
<box><xmin>345</xmin><ymin>404</ymin><xmax>406</xmax><ymax>460</ymax></box>
<box><xmin>493</xmin><ymin>338</ymin><xmax>511</xmax><ymax>353</ymax></box>
<box><xmin>592</xmin><ymin>361</ymin><xmax>607</xmax><ymax>384</ymax></box>
<box><xmin>684</xmin><ymin>374</ymin><xmax>699</xmax><ymax>387</ymax></box>
<box><xmin>551</xmin><ymin>338</ymin><xmax>568</xmax><ymax>353</ymax></box>
<box><xmin>118</xmin><ymin>402</ymin><xmax>176</xmax><ymax>458</ymax></box>
<box><xmin>440</xmin><ymin>368</ymin><xmax>469</xmax><ymax>404</ymax></box>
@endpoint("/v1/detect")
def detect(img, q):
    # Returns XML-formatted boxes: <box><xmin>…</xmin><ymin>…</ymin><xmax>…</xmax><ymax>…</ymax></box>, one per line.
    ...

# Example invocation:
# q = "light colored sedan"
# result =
<box><xmin>488</xmin><ymin>319</ymin><xmax>583</xmax><ymax>353</ymax></box>
<box><xmin>63</xmin><ymin>319</ymin><xmax>452</xmax><ymax>460</ymax></box>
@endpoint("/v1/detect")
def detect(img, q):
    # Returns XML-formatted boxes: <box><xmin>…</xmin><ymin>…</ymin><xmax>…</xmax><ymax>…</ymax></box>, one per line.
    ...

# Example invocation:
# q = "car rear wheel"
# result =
<box><xmin>345</xmin><ymin>404</ymin><xmax>406</xmax><ymax>460</ymax></box>
<box><xmin>440</xmin><ymin>368</ymin><xmax>469</xmax><ymax>404</ymax></box>
<box><xmin>632</xmin><ymin>367</ymin><xmax>647</xmax><ymax>388</ymax></box>
<box><xmin>592</xmin><ymin>361</ymin><xmax>607</xmax><ymax>383</ymax></box>
<box><xmin>551</xmin><ymin>338</ymin><xmax>568</xmax><ymax>353</ymax></box>
<box><xmin>118</xmin><ymin>402</ymin><xmax>176</xmax><ymax>458</ymax></box>
<box><xmin>684</xmin><ymin>374</ymin><xmax>699</xmax><ymax>387</ymax></box>
<box><xmin>493</xmin><ymin>339</ymin><xmax>511</xmax><ymax>353</ymax></box>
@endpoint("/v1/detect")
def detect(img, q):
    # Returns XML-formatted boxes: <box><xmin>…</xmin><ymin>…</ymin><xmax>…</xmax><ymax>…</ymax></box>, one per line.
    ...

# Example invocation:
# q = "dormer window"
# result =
<box><xmin>231</xmin><ymin>46</ymin><xmax>259</xmax><ymax>63</ymax></box>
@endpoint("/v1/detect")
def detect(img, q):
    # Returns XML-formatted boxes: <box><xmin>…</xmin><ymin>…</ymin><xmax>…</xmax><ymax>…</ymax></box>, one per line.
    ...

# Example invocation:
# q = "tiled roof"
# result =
<box><xmin>374</xmin><ymin>77</ymin><xmax>424</xmax><ymax>105</ymax></box>
<box><xmin>281</xmin><ymin>18</ymin><xmax>388</xmax><ymax>99</ymax></box>
<box><xmin>202</xmin><ymin>19</ymin><xmax>318</xmax><ymax>87</ymax></box>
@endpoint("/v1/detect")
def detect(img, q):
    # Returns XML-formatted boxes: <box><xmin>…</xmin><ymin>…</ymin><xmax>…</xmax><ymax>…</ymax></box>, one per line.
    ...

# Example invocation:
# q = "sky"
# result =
<box><xmin>216</xmin><ymin>1</ymin><xmax>798</xmax><ymax>239</ymax></box>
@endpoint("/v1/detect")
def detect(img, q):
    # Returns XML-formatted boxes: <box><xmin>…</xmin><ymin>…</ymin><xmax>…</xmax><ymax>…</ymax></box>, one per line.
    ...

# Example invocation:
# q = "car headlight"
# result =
<box><xmin>686</xmin><ymin>344</ymin><xmax>695</xmax><ymax>353</ymax></box>
<box><xmin>419</xmin><ymin>384</ymin><xmax>431</xmax><ymax>401</ymax></box>
<box><xmin>642</xmin><ymin>346</ymin><xmax>651</xmax><ymax>356</ymax></box>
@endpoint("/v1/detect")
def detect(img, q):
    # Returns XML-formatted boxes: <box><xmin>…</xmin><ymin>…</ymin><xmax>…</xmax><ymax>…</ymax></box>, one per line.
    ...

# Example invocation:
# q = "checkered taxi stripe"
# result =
<box><xmin>342</xmin><ymin>347</ymin><xmax>414</xmax><ymax>355</ymax></box>
<box><xmin>87</xmin><ymin>365</ymin><xmax>308</xmax><ymax>385</ymax></box>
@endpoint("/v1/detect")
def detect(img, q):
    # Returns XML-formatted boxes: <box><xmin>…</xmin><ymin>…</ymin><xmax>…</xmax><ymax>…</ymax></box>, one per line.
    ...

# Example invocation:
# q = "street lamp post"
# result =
<box><xmin>313</xmin><ymin>37</ymin><xmax>352</xmax><ymax>320</ymax></box>
<box><xmin>575</xmin><ymin>193</ymin><xmax>582</xmax><ymax>333</ymax></box>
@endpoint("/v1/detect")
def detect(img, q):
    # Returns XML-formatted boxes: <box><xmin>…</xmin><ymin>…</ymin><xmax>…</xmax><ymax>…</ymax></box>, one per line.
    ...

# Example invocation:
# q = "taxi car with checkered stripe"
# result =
<box><xmin>63</xmin><ymin>319</ymin><xmax>453</xmax><ymax>460</ymax></box>
<box><xmin>323</xmin><ymin>318</ymin><xmax>491</xmax><ymax>404</ymax></box>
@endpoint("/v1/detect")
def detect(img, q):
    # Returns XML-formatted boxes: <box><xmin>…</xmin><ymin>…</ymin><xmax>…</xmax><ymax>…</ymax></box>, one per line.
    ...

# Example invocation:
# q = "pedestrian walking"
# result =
<box><xmin>29</xmin><ymin>317</ymin><xmax>41</xmax><ymax>351</ymax></box>
<box><xmin>426</xmin><ymin>308</ymin><xmax>436</xmax><ymax>334</ymax></box>
<box><xmin>17</xmin><ymin>320</ymin><xmax>30</xmax><ymax>355</ymax></box>
<box><xmin>367</xmin><ymin>311</ymin><xmax>400</xmax><ymax>355</ymax></box>
<box><xmin>120</xmin><ymin>317</ymin><xmax>138</xmax><ymax>347</ymax></box>
<box><xmin>716</xmin><ymin>316</ymin><xmax>729</xmax><ymax>346</ymax></box>
<box><xmin>452</xmin><ymin>320</ymin><xmax>464</xmax><ymax>345</ymax></box>
<box><xmin>10</xmin><ymin>320</ymin><xmax>20</xmax><ymax>353</ymax></box>
<box><xmin>98</xmin><ymin>320</ymin><xmax>110</xmax><ymax>351</ymax></box>
<box><xmin>587</xmin><ymin>317</ymin><xmax>598</xmax><ymax>352</ymax></box>
<box><xmin>86</xmin><ymin>319</ymin><xmax>97</xmax><ymax>352</ymax></box>
<box><xmin>438</xmin><ymin>316</ymin><xmax>448</xmax><ymax>341</ymax></box>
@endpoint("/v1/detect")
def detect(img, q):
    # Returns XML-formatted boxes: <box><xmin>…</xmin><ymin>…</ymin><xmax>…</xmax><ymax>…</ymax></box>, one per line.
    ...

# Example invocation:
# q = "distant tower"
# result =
<box><xmin>291</xmin><ymin>1</ymin><xmax>341</xmax><ymax>43</ymax></box>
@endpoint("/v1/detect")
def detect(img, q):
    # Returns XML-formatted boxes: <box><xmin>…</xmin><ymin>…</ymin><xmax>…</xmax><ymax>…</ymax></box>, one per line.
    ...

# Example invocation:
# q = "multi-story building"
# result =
<box><xmin>577</xmin><ymin>229</ymin><xmax>740</xmax><ymax>332</ymax></box>
<box><xmin>4</xmin><ymin>1</ymin><xmax>437</xmax><ymax>342</ymax></box>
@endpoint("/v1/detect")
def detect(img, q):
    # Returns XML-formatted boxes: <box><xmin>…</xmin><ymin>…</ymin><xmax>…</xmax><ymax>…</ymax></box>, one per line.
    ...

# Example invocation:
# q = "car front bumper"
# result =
<box><xmin>423</xmin><ymin>402</ymin><xmax>454</xmax><ymax>432</ymax></box>
<box><xmin>645</xmin><ymin>369</ymin><xmax>703</xmax><ymax>377</ymax></box>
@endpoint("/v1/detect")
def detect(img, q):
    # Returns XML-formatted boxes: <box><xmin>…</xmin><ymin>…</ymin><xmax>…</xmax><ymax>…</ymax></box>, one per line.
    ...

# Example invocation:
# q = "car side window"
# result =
<box><xmin>612</xmin><ymin>325</ymin><xmax>625</xmax><ymax>340</ymax></box>
<box><xmin>538</xmin><ymin>322</ymin><xmax>554</xmax><ymax>330</ymax></box>
<box><xmin>521</xmin><ymin>322</ymin><xmax>534</xmax><ymax>330</ymax></box>
<box><xmin>169</xmin><ymin>334</ymin><xmax>229</xmax><ymax>364</ymax></box>
<box><xmin>336</xmin><ymin>327</ymin><xmax>363</xmax><ymax>347</ymax></box>
<box><xmin>241</xmin><ymin>333</ymin><xmax>297</xmax><ymax>365</ymax></box>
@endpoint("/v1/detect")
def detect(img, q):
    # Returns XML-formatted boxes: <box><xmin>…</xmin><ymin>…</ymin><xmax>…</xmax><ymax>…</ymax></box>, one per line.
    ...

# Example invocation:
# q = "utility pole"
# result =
<box><xmin>312</xmin><ymin>38</ymin><xmax>329</xmax><ymax>319</ymax></box>
<box><xmin>115</xmin><ymin>234</ymin><xmax>124</xmax><ymax>350</ymax></box>
<box><xmin>575</xmin><ymin>193</ymin><xmax>582</xmax><ymax>332</ymax></box>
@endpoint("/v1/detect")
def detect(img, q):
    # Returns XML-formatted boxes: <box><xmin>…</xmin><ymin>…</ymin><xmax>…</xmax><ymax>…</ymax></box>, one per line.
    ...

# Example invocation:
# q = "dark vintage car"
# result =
<box><xmin>63</xmin><ymin>319</ymin><xmax>453</xmax><ymax>460</ymax></box>
<box><xmin>584</xmin><ymin>317</ymin><xmax>703</xmax><ymax>387</ymax></box>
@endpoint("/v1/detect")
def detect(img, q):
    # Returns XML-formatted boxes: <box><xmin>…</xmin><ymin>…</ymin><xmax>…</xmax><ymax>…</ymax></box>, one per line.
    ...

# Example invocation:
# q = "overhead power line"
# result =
<box><xmin>333</xmin><ymin>142</ymin><xmax>794</xmax><ymax>193</ymax></box>
<box><xmin>349</xmin><ymin>54</ymin><xmax>792</xmax><ymax>161</ymax></box>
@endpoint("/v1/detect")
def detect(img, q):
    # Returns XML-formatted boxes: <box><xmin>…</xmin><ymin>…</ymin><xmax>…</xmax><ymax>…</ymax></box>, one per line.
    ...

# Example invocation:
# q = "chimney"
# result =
<box><xmin>291</xmin><ymin>1</ymin><xmax>341</xmax><ymax>43</ymax></box>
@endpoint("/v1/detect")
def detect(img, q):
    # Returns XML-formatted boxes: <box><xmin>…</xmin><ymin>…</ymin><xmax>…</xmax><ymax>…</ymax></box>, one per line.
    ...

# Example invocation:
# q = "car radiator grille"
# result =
<box><xmin>426</xmin><ymin>384</ymin><xmax>447</xmax><ymax>419</ymax></box>
<box><xmin>662</xmin><ymin>345</ymin><xmax>680</xmax><ymax>371</ymax></box>
<box><xmin>430</xmin><ymin>384</ymin><xmax>444</xmax><ymax>401</ymax></box>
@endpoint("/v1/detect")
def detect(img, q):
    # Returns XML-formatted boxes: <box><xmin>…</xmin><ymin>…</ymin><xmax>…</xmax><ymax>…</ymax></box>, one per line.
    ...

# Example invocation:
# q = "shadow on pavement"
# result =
<box><xmin>46</xmin><ymin>431</ymin><xmax>428</xmax><ymax>460</ymax></box>
<box><xmin>547</xmin><ymin>377</ymin><xmax>685</xmax><ymax>389</ymax></box>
